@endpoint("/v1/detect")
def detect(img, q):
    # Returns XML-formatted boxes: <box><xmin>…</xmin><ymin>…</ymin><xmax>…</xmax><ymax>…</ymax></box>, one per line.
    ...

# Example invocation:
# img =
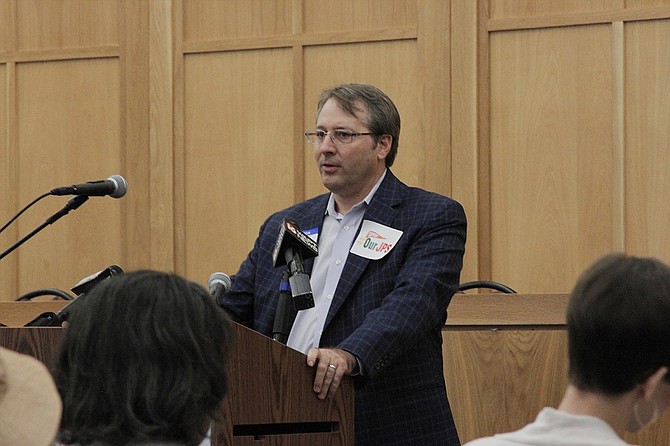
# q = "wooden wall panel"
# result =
<box><xmin>450</xmin><ymin>1</ymin><xmax>478</xmax><ymax>282</ymax></box>
<box><xmin>489</xmin><ymin>0</ymin><xmax>619</xmax><ymax>19</ymax></box>
<box><xmin>16</xmin><ymin>0</ymin><xmax>118</xmax><ymax>49</ymax></box>
<box><xmin>0</xmin><ymin>64</ymin><xmax>9</xmax><ymax>300</ymax></box>
<box><xmin>303</xmin><ymin>0</ymin><xmax>417</xmax><ymax>33</ymax></box>
<box><xmin>182</xmin><ymin>0</ymin><xmax>292</xmax><ymax>42</ymax></box>
<box><xmin>0</xmin><ymin>66</ymin><xmax>7</xmax><ymax>185</ymax></box>
<box><xmin>0</xmin><ymin>2</ymin><xmax>15</xmax><ymax>52</ymax></box>
<box><xmin>627</xmin><ymin>0</ymin><xmax>670</xmax><ymax>7</ymax></box>
<box><xmin>147</xmin><ymin>0</ymin><xmax>174</xmax><ymax>272</ymax></box>
<box><xmin>417</xmin><ymin>0</ymin><xmax>452</xmax><ymax>195</ymax></box>
<box><xmin>13</xmin><ymin>59</ymin><xmax>123</xmax><ymax>294</ymax></box>
<box><xmin>489</xmin><ymin>25</ymin><xmax>615</xmax><ymax>292</ymax></box>
<box><xmin>303</xmin><ymin>40</ymin><xmax>421</xmax><ymax>199</ymax></box>
<box><xmin>183</xmin><ymin>49</ymin><xmax>295</xmax><ymax>282</ymax></box>
<box><xmin>121</xmin><ymin>0</ymin><xmax>150</xmax><ymax>273</ymax></box>
<box><xmin>624</xmin><ymin>19</ymin><xmax>670</xmax><ymax>264</ymax></box>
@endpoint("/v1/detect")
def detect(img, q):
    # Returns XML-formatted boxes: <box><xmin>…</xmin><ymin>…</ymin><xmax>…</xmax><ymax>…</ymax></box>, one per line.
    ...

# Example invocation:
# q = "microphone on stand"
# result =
<box><xmin>70</xmin><ymin>264</ymin><xmax>124</xmax><ymax>296</ymax></box>
<box><xmin>208</xmin><ymin>272</ymin><xmax>232</xmax><ymax>305</ymax></box>
<box><xmin>25</xmin><ymin>265</ymin><xmax>124</xmax><ymax>326</ymax></box>
<box><xmin>50</xmin><ymin>174</ymin><xmax>128</xmax><ymax>198</ymax></box>
<box><xmin>1</xmin><ymin>175</ymin><xmax>129</xmax><ymax>262</ymax></box>
<box><xmin>271</xmin><ymin>219</ymin><xmax>318</xmax><ymax>311</ymax></box>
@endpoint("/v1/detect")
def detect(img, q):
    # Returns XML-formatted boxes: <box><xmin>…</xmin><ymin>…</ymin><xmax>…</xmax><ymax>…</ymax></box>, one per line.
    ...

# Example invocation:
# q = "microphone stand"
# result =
<box><xmin>25</xmin><ymin>264</ymin><xmax>124</xmax><ymax>326</ymax></box>
<box><xmin>0</xmin><ymin>195</ymin><xmax>89</xmax><ymax>261</ymax></box>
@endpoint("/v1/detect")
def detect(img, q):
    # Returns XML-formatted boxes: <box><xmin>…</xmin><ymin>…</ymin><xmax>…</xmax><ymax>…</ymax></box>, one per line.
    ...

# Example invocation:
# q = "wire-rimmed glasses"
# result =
<box><xmin>304</xmin><ymin>129</ymin><xmax>375</xmax><ymax>146</ymax></box>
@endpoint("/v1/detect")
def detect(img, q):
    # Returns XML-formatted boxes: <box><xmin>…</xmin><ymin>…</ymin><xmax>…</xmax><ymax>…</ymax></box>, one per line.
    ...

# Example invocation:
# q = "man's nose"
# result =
<box><xmin>317</xmin><ymin>134</ymin><xmax>337</xmax><ymax>152</ymax></box>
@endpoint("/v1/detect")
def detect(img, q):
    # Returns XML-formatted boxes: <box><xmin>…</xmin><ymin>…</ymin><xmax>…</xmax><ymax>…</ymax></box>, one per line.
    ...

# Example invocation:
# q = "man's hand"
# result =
<box><xmin>307</xmin><ymin>347</ymin><xmax>356</xmax><ymax>399</ymax></box>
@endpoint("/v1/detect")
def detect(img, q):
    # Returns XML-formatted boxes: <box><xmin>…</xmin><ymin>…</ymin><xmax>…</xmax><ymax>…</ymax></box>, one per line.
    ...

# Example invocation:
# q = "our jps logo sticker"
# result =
<box><xmin>351</xmin><ymin>220</ymin><xmax>403</xmax><ymax>260</ymax></box>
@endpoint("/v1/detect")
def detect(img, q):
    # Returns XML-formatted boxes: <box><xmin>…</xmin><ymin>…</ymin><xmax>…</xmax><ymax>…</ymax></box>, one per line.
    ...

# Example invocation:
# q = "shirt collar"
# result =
<box><xmin>325</xmin><ymin>169</ymin><xmax>387</xmax><ymax>218</ymax></box>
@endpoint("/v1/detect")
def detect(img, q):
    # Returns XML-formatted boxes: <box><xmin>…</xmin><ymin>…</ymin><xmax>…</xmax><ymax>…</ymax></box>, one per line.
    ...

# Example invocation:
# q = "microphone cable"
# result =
<box><xmin>15</xmin><ymin>288</ymin><xmax>75</xmax><ymax>301</ymax></box>
<box><xmin>0</xmin><ymin>192</ymin><xmax>50</xmax><ymax>235</ymax></box>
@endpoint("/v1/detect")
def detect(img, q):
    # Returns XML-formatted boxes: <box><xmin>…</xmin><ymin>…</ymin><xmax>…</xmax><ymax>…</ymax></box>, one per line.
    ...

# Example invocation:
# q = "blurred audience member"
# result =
<box><xmin>52</xmin><ymin>270</ymin><xmax>233</xmax><ymax>446</ymax></box>
<box><xmin>0</xmin><ymin>346</ymin><xmax>62</xmax><ymax>446</ymax></box>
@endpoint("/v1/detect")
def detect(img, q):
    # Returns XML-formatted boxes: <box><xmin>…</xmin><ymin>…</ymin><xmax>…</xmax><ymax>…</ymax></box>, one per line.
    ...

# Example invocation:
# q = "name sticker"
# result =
<box><xmin>303</xmin><ymin>227</ymin><xmax>319</xmax><ymax>243</ymax></box>
<box><xmin>350</xmin><ymin>220</ymin><xmax>403</xmax><ymax>260</ymax></box>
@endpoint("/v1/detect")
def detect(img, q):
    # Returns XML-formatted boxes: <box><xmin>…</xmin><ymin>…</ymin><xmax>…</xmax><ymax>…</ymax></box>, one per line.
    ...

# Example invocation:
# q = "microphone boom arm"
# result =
<box><xmin>0</xmin><ymin>195</ymin><xmax>89</xmax><ymax>261</ymax></box>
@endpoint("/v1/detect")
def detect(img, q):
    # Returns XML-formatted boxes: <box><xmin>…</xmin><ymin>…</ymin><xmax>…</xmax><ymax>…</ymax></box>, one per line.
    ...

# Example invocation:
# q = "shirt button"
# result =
<box><xmin>344</xmin><ymin>225</ymin><xmax>350</xmax><ymax>231</ymax></box>
<box><xmin>327</xmin><ymin>294</ymin><xmax>333</xmax><ymax>300</ymax></box>
<box><xmin>335</xmin><ymin>259</ymin><xmax>341</xmax><ymax>265</ymax></box>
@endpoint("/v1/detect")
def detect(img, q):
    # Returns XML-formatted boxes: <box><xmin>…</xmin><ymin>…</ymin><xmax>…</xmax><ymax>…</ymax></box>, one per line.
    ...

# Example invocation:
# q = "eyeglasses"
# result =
<box><xmin>304</xmin><ymin>129</ymin><xmax>375</xmax><ymax>146</ymax></box>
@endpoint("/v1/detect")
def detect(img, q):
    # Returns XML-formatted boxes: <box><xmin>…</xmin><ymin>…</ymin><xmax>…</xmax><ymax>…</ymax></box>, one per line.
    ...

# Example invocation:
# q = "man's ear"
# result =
<box><xmin>375</xmin><ymin>134</ymin><xmax>392</xmax><ymax>161</ymax></box>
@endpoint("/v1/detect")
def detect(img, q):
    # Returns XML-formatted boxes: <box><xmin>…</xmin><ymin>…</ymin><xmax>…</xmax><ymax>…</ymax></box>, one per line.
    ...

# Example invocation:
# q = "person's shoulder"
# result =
<box><xmin>399</xmin><ymin>185</ymin><xmax>465</xmax><ymax>218</ymax></box>
<box><xmin>408</xmin><ymin>185</ymin><xmax>461</xmax><ymax>204</ymax></box>
<box><xmin>388</xmin><ymin>173</ymin><xmax>462</xmax><ymax>207</ymax></box>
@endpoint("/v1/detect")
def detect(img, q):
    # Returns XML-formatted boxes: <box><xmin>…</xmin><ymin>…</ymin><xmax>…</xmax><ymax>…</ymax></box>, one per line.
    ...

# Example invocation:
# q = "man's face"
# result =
<box><xmin>313</xmin><ymin>98</ymin><xmax>389</xmax><ymax>206</ymax></box>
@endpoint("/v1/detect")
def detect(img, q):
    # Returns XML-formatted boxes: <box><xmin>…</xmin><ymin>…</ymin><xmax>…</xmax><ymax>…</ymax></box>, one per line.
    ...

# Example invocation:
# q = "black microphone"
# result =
<box><xmin>25</xmin><ymin>264</ymin><xmax>124</xmax><ymax>326</ymax></box>
<box><xmin>70</xmin><ymin>264</ymin><xmax>124</xmax><ymax>296</ymax></box>
<box><xmin>55</xmin><ymin>265</ymin><xmax>124</xmax><ymax>324</ymax></box>
<box><xmin>271</xmin><ymin>219</ymin><xmax>318</xmax><ymax>311</ymax></box>
<box><xmin>272</xmin><ymin>270</ymin><xmax>296</xmax><ymax>344</ymax></box>
<box><xmin>50</xmin><ymin>174</ymin><xmax>128</xmax><ymax>198</ymax></box>
<box><xmin>208</xmin><ymin>272</ymin><xmax>232</xmax><ymax>305</ymax></box>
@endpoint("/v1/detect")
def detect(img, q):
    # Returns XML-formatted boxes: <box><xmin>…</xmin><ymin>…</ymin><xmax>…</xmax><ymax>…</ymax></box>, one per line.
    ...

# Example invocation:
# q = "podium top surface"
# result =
<box><xmin>445</xmin><ymin>293</ymin><xmax>569</xmax><ymax>327</ymax></box>
<box><xmin>0</xmin><ymin>301</ymin><xmax>68</xmax><ymax>327</ymax></box>
<box><xmin>1</xmin><ymin>294</ymin><xmax>570</xmax><ymax>328</ymax></box>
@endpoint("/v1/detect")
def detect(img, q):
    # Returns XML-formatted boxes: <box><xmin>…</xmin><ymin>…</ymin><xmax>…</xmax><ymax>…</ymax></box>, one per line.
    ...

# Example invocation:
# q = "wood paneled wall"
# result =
<box><xmin>461</xmin><ymin>0</ymin><xmax>670</xmax><ymax>293</ymax></box>
<box><xmin>0</xmin><ymin>1</ymin><xmax>147</xmax><ymax>300</ymax></box>
<box><xmin>1</xmin><ymin>0</ymin><xmax>670</xmax><ymax>303</ymax></box>
<box><xmin>176</xmin><ymin>0</ymin><xmax>452</xmax><ymax>282</ymax></box>
<box><xmin>0</xmin><ymin>0</ymin><xmax>457</xmax><ymax>297</ymax></box>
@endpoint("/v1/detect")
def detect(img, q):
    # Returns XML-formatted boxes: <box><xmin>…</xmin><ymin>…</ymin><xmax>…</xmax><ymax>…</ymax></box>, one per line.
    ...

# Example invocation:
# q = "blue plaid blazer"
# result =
<box><xmin>224</xmin><ymin>170</ymin><xmax>466</xmax><ymax>445</ymax></box>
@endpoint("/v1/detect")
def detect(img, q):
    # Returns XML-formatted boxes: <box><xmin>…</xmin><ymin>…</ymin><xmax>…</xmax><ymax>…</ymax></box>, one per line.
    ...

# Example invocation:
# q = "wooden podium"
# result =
<box><xmin>0</xmin><ymin>302</ymin><xmax>354</xmax><ymax>446</ymax></box>
<box><xmin>215</xmin><ymin>323</ymin><xmax>354</xmax><ymax>445</ymax></box>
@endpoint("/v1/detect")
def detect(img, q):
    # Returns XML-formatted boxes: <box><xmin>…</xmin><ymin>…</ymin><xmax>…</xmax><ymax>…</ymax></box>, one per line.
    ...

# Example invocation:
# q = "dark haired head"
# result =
<box><xmin>567</xmin><ymin>253</ymin><xmax>670</xmax><ymax>395</ymax></box>
<box><xmin>316</xmin><ymin>83</ymin><xmax>401</xmax><ymax>167</ymax></box>
<box><xmin>53</xmin><ymin>270</ymin><xmax>233</xmax><ymax>445</ymax></box>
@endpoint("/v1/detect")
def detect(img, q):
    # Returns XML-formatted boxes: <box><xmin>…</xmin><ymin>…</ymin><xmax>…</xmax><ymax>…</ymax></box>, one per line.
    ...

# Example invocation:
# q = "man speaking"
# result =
<box><xmin>221</xmin><ymin>83</ymin><xmax>466</xmax><ymax>445</ymax></box>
